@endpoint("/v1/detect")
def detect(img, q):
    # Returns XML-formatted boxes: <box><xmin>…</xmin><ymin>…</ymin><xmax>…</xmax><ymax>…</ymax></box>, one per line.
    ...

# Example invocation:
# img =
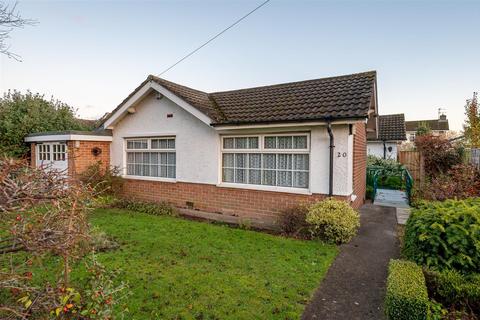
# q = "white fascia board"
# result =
<box><xmin>103</xmin><ymin>82</ymin><xmax>153</xmax><ymax>129</ymax></box>
<box><xmin>213</xmin><ymin>119</ymin><xmax>362</xmax><ymax>131</ymax></box>
<box><xmin>103</xmin><ymin>80</ymin><xmax>212</xmax><ymax>129</ymax></box>
<box><xmin>25</xmin><ymin>135</ymin><xmax>113</xmax><ymax>143</ymax></box>
<box><xmin>150</xmin><ymin>82</ymin><xmax>212</xmax><ymax>126</ymax></box>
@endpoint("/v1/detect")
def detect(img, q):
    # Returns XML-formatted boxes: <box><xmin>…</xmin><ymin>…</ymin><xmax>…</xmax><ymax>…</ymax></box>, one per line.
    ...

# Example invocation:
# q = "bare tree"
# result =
<box><xmin>0</xmin><ymin>1</ymin><xmax>36</xmax><ymax>61</ymax></box>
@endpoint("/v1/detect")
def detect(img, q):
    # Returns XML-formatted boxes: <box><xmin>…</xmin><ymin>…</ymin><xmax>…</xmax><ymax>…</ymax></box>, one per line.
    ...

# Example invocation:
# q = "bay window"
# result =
<box><xmin>125</xmin><ymin>137</ymin><xmax>176</xmax><ymax>179</ymax></box>
<box><xmin>221</xmin><ymin>134</ymin><xmax>310</xmax><ymax>189</ymax></box>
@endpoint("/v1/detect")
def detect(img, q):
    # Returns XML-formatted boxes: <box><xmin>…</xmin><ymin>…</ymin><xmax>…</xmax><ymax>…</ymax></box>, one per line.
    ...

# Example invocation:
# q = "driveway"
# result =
<box><xmin>302</xmin><ymin>204</ymin><xmax>400</xmax><ymax>320</ymax></box>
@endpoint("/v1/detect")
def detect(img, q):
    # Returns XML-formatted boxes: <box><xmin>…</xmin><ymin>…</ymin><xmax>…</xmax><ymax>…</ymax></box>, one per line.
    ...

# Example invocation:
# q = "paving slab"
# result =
<box><xmin>396</xmin><ymin>208</ymin><xmax>411</xmax><ymax>225</ymax></box>
<box><xmin>374</xmin><ymin>189</ymin><xmax>410</xmax><ymax>209</ymax></box>
<box><xmin>302</xmin><ymin>204</ymin><xmax>400</xmax><ymax>320</ymax></box>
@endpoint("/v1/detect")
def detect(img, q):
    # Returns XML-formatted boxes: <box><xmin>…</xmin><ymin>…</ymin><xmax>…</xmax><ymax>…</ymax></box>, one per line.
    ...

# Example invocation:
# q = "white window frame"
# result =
<box><xmin>218</xmin><ymin>133</ymin><xmax>311</xmax><ymax>194</ymax></box>
<box><xmin>36</xmin><ymin>142</ymin><xmax>67</xmax><ymax>163</ymax></box>
<box><xmin>123</xmin><ymin>136</ymin><xmax>176</xmax><ymax>182</ymax></box>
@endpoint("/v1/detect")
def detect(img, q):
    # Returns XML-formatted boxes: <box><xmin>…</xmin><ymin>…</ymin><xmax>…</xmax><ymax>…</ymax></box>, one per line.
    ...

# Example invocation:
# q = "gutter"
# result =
<box><xmin>212</xmin><ymin>116</ymin><xmax>367</xmax><ymax>130</ymax></box>
<box><xmin>327</xmin><ymin>121</ymin><xmax>335</xmax><ymax>197</ymax></box>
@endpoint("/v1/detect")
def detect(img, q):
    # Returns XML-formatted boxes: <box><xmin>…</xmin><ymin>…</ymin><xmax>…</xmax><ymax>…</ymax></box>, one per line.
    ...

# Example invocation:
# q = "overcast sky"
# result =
<box><xmin>1</xmin><ymin>0</ymin><xmax>479</xmax><ymax>131</ymax></box>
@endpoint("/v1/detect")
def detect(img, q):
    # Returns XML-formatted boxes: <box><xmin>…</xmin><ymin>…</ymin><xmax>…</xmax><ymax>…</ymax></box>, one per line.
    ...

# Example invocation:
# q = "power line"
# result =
<box><xmin>156</xmin><ymin>0</ymin><xmax>271</xmax><ymax>77</ymax></box>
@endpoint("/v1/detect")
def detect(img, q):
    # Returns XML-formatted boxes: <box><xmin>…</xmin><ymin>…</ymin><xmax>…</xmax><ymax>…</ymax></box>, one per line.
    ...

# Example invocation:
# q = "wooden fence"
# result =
<box><xmin>468</xmin><ymin>148</ymin><xmax>480</xmax><ymax>169</ymax></box>
<box><xmin>398</xmin><ymin>150</ymin><xmax>424</xmax><ymax>183</ymax></box>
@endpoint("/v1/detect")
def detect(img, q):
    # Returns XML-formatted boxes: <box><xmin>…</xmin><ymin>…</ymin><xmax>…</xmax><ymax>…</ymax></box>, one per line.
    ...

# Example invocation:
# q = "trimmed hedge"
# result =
<box><xmin>403</xmin><ymin>198</ymin><xmax>480</xmax><ymax>273</ymax></box>
<box><xmin>385</xmin><ymin>260</ymin><xmax>429</xmax><ymax>320</ymax></box>
<box><xmin>424</xmin><ymin>269</ymin><xmax>480</xmax><ymax>314</ymax></box>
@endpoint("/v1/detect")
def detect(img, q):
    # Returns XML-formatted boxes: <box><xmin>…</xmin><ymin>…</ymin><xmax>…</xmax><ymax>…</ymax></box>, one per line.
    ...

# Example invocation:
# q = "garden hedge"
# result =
<box><xmin>385</xmin><ymin>260</ymin><xmax>429</xmax><ymax>320</ymax></box>
<box><xmin>403</xmin><ymin>198</ymin><xmax>480</xmax><ymax>273</ymax></box>
<box><xmin>424</xmin><ymin>269</ymin><xmax>480</xmax><ymax>314</ymax></box>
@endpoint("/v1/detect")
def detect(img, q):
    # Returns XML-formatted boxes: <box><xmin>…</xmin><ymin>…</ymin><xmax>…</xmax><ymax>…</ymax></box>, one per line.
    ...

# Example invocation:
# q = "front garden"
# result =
<box><xmin>384</xmin><ymin>134</ymin><xmax>480</xmax><ymax>320</ymax></box>
<box><xmin>2</xmin><ymin>208</ymin><xmax>337</xmax><ymax>319</ymax></box>
<box><xmin>1</xmin><ymin>159</ymin><xmax>356</xmax><ymax>319</ymax></box>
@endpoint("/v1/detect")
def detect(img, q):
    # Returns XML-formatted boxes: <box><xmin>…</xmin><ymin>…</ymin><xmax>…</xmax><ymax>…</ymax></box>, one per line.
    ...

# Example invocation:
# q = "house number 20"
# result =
<box><xmin>337</xmin><ymin>152</ymin><xmax>347</xmax><ymax>158</ymax></box>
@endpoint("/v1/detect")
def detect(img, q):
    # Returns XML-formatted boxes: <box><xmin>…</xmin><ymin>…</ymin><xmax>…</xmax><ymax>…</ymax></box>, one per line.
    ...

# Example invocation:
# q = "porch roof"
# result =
<box><xmin>25</xmin><ymin>130</ymin><xmax>112</xmax><ymax>142</ymax></box>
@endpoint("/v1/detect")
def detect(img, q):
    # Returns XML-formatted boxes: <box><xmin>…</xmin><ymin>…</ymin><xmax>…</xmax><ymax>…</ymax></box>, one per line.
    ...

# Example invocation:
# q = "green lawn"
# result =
<box><xmin>6</xmin><ymin>209</ymin><xmax>338</xmax><ymax>319</ymax></box>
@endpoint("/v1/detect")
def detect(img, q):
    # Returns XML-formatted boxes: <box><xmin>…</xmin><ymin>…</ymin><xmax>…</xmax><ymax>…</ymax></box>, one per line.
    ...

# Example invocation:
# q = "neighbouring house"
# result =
<box><xmin>25</xmin><ymin>71</ymin><xmax>378</xmax><ymax>226</ymax></box>
<box><xmin>405</xmin><ymin>113</ymin><xmax>449</xmax><ymax>142</ymax></box>
<box><xmin>367</xmin><ymin>114</ymin><xmax>406</xmax><ymax>160</ymax></box>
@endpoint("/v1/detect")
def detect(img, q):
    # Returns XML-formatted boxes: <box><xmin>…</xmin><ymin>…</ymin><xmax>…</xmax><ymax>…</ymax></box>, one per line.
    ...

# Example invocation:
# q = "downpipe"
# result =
<box><xmin>327</xmin><ymin>121</ymin><xmax>335</xmax><ymax>197</ymax></box>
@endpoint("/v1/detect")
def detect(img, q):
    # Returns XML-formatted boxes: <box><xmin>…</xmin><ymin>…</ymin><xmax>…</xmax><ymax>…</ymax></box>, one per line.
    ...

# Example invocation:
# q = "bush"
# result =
<box><xmin>111</xmin><ymin>198</ymin><xmax>177</xmax><ymax>216</ymax></box>
<box><xmin>403</xmin><ymin>198</ymin><xmax>480</xmax><ymax>273</ymax></box>
<box><xmin>0</xmin><ymin>91</ymin><xmax>92</xmax><ymax>158</ymax></box>
<box><xmin>89</xmin><ymin>226</ymin><xmax>119</xmax><ymax>252</ymax></box>
<box><xmin>277</xmin><ymin>205</ymin><xmax>309</xmax><ymax>237</ymax></box>
<box><xmin>385</xmin><ymin>260</ymin><xmax>429</xmax><ymax>320</ymax></box>
<box><xmin>415</xmin><ymin>135</ymin><xmax>464</xmax><ymax>177</ymax></box>
<box><xmin>424</xmin><ymin>269</ymin><xmax>480</xmax><ymax>314</ymax></box>
<box><xmin>417</xmin><ymin>164</ymin><xmax>480</xmax><ymax>201</ymax></box>
<box><xmin>380</xmin><ymin>176</ymin><xmax>404</xmax><ymax>190</ymax></box>
<box><xmin>79</xmin><ymin>162</ymin><xmax>124</xmax><ymax>196</ymax></box>
<box><xmin>368</xmin><ymin>155</ymin><xmax>404</xmax><ymax>173</ymax></box>
<box><xmin>306</xmin><ymin>198</ymin><xmax>360</xmax><ymax>244</ymax></box>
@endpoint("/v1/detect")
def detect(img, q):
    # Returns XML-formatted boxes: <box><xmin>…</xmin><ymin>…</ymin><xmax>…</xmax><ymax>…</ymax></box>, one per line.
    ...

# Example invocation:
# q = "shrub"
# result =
<box><xmin>385</xmin><ymin>260</ymin><xmax>429</xmax><ymax>320</ymax></box>
<box><xmin>306</xmin><ymin>198</ymin><xmax>360</xmax><ymax>244</ymax></box>
<box><xmin>368</xmin><ymin>155</ymin><xmax>404</xmax><ymax>173</ymax></box>
<box><xmin>403</xmin><ymin>198</ymin><xmax>480</xmax><ymax>273</ymax></box>
<box><xmin>417</xmin><ymin>164</ymin><xmax>480</xmax><ymax>201</ymax></box>
<box><xmin>0</xmin><ymin>91</ymin><xmax>92</xmax><ymax>158</ymax></box>
<box><xmin>381</xmin><ymin>176</ymin><xmax>404</xmax><ymax>190</ymax></box>
<box><xmin>79</xmin><ymin>162</ymin><xmax>124</xmax><ymax>196</ymax></box>
<box><xmin>277</xmin><ymin>205</ymin><xmax>309</xmax><ymax>236</ymax></box>
<box><xmin>89</xmin><ymin>226</ymin><xmax>119</xmax><ymax>252</ymax></box>
<box><xmin>415</xmin><ymin>135</ymin><xmax>464</xmax><ymax>177</ymax></box>
<box><xmin>111</xmin><ymin>198</ymin><xmax>177</xmax><ymax>216</ymax></box>
<box><xmin>424</xmin><ymin>269</ymin><xmax>480</xmax><ymax>314</ymax></box>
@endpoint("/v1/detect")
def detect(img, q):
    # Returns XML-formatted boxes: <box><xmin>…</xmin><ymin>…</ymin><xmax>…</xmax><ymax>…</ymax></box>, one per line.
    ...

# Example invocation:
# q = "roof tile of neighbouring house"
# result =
<box><xmin>376</xmin><ymin>114</ymin><xmax>406</xmax><ymax>141</ymax></box>
<box><xmin>405</xmin><ymin>119</ymin><xmax>449</xmax><ymax>131</ymax></box>
<box><xmin>145</xmin><ymin>71</ymin><xmax>376</xmax><ymax>125</ymax></box>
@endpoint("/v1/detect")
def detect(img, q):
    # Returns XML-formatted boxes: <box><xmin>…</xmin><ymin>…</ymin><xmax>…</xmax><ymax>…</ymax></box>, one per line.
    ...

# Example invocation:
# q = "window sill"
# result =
<box><xmin>122</xmin><ymin>175</ymin><xmax>177</xmax><ymax>183</ymax></box>
<box><xmin>216</xmin><ymin>182</ymin><xmax>312</xmax><ymax>195</ymax></box>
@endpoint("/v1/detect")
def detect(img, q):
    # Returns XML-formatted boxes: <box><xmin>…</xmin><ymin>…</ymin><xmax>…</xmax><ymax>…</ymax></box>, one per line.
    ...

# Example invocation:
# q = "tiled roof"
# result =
<box><xmin>101</xmin><ymin>71</ymin><xmax>377</xmax><ymax>128</ymax></box>
<box><xmin>206</xmin><ymin>71</ymin><xmax>376</xmax><ymax>125</ymax></box>
<box><xmin>405</xmin><ymin>119</ymin><xmax>449</xmax><ymax>132</ymax></box>
<box><xmin>150</xmin><ymin>76</ymin><xmax>221</xmax><ymax>121</ymax></box>
<box><xmin>376</xmin><ymin>114</ymin><xmax>406</xmax><ymax>141</ymax></box>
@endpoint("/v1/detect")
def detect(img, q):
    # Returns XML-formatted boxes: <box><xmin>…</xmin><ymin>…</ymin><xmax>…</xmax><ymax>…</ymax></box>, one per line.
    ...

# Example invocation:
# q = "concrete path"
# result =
<box><xmin>374</xmin><ymin>189</ymin><xmax>409</xmax><ymax>208</ymax></box>
<box><xmin>302</xmin><ymin>204</ymin><xmax>400</xmax><ymax>320</ymax></box>
<box><xmin>374</xmin><ymin>188</ymin><xmax>411</xmax><ymax>225</ymax></box>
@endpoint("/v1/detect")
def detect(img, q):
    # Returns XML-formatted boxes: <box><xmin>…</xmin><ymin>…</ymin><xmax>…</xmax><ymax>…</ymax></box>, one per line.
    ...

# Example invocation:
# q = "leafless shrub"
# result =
<box><xmin>0</xmin><ymin>157</ymin><xmax>121</xmax><ymax>318</ymax></box>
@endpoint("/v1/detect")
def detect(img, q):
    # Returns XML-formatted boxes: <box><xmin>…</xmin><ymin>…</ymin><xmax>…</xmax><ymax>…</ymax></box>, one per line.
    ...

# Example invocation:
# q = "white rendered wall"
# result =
<box><xmin>309</xmin><ymin>124</ymin><xmax>353</xmax><ymax>196</ymax></box>
<box><xmin>111</xmin><ymin>92</ymin><xmax>220</xmax><ymax>184</ymax></box>
<box><xmin>110</xmin><ymin>92</ymin><xmax>354</xmax><ymax>196</ymax></box>
<box><xmin>367</xmin><ymin>141</ymin><xmax>398</xmax><ymax>160</ymax></box>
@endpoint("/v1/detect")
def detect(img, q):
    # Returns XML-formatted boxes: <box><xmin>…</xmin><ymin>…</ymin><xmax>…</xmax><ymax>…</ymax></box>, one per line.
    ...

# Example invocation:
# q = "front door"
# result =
<box><xmin>37</xmin><ymin>142</ymin><xmax>68</xmax><ymax>173</ymax></box>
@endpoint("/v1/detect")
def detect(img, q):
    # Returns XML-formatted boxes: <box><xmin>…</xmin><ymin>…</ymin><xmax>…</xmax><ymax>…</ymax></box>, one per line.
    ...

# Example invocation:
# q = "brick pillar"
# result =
<box><xmin>30</xmin><ymin>143</ymin><xmax>36</xmax><ymax>167</ymax></box>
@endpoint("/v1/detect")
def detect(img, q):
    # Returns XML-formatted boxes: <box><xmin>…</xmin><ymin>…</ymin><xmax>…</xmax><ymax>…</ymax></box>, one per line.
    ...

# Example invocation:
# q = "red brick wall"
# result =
<box><xmin>68</xmin><ymin>141</ymin><xmax>111</xmax><ymax>177</ymax></box>
<box><xmin>352</xmin><ymin>121</ymin><xmax>367</xmax><ymax>208</ymax></box>
<box><xmin>121</xmin><ymin>179</ymin><xmax>349</xmax><ymax>222</ymax></box>
<box><xmin>28</xmin><ymin>141</ymin><xmax>110</xmax><ymax>177</ymax></box>
<box><xmin>30</xmin><ymin>143</ymin><xmax>36</xmax><ymax>167</ymax></box>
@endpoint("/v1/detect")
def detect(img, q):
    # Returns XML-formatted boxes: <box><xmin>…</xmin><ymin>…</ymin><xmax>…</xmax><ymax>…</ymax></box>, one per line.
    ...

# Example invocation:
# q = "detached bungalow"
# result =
<box><xmin>367</xmin><ymin>114</ymin><xmax>406</xmax><ymax>160</ymax></box>
<box><xmin>26</xmin><ymin>71</ymin><xmax>378</xmax><ymax>225</ymax></box>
